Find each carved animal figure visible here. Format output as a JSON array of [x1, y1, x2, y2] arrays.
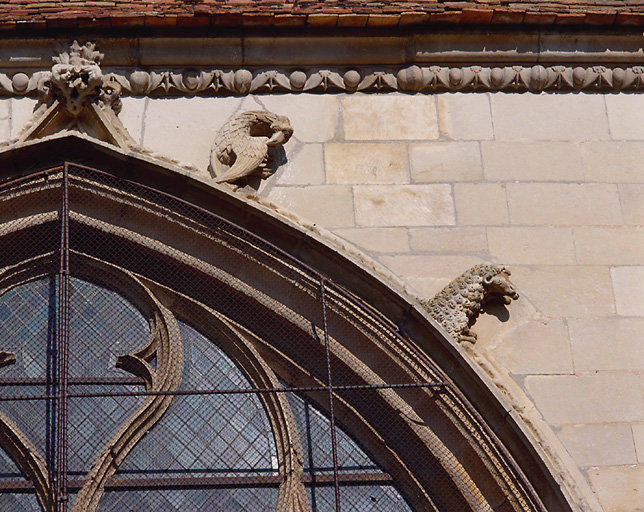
[[422, 264, 519, 343], [209, 110, 293, 184]]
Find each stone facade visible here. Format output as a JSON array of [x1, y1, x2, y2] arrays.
[[2, 88, 643, 512]]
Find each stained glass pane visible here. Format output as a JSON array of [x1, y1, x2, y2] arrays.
[[308, 486, 412, 512], [98, 488, 278, 512], [0, 493, 40, 512], [118, 322, 277, 478]]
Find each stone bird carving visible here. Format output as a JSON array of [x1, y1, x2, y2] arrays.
[[209, 110, 293, 184]]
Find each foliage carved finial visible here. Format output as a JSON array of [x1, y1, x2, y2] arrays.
[[422, 264, 519, 344]]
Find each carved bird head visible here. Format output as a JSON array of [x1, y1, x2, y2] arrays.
[[267, 115, 293, 146]]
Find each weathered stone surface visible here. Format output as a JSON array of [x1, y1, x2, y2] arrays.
[[325, 143, 408, 184], [354, 185, 455, 227], [506, 183, 622, 226], [580, 141, 644, 182], [488, 227, 575, 265], [481, 141, 584, 181], [342, 94, 438, 140], [333, 227, 410, 253], [569, 318, 644, 371], [512, 266, 614, 317], [118, 97, 147, 145], [409, 227, 487, 253], [266, 186, 354, 227], [379, 254, 481, 282], [9, 97, 37, 138], [525, 373, 644, 424], [611, 266, 644, 317], [143, 97, 242, 169], [587, 465, 644, 512], [620, 184, 644, 225], [490, 93, 609, 141], [454, 183, 508, 226], [436, 93, 493, 140], [557, 424, 637, 467], [492, 320, 573, 375], [0, 98, 9, 120], [634, 423, 644, 463], [260, 94, 338, 143], [409, 142, 482, 182], [274, 143, 325, 185], [606, 93, 644, 140], [574, 228, 644, 265]]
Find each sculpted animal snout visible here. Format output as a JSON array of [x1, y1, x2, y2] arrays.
[[484, 271, 519, 303]]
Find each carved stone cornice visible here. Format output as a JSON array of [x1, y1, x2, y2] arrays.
[[4, 64, 644, 96]]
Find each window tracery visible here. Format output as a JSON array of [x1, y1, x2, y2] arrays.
[[0, 160, 555, 512]]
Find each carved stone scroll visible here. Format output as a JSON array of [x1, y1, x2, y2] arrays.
[[422, 264, 519, 344]]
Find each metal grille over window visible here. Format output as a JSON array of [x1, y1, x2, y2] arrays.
[[0, 163, 547, 512]]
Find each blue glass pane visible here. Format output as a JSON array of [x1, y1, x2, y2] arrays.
[[287, 392, 377, 474], [307, 486, 412, 512], [0, 493, 41, 512], [98, 488, 278, 512], [118, 322, 277, 478]]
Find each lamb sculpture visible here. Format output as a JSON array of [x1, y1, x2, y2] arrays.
[[422, 264, 519, 343]]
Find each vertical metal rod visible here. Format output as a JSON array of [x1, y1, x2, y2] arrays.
[[320, 279, 341, 512], [55, 164, 70, 512]]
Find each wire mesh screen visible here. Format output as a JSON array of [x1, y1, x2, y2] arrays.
[[0, 163, 545, 512]]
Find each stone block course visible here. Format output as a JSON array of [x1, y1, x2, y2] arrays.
[[436, 93, 493, 140], [587, 466, 644, 512], [606, 93, 644, 140], [619, 184, 644, 225], [490, 93, 610, 141], [266, 185, 354, 228], [574, 228, 644, 265], [506, 183, 622, 226], [580, 141, 644, 182], [325, 143, 408, 184], [481, 141, 585, 181], [634, 423, 644, 463], [491, 320, 574, 375], [260, 94, 338, 143], [611, 266, 644, 317], [487, 227, 575, 264], [525, 373, 644, 425], [557, 423, 637, 467], [142, 96, 242, 169], [569, 318, 644, 371], [354, 184, 455, 227], [342, 94, 439, 140], [512, 266, 615, 317], [333, 227, 410, 253], [274, 143, 325, 185], [409, 227, 487, 253], [454, 183, 509, 225], [409, 142, 483, 182]]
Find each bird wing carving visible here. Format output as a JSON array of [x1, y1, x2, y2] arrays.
[[209, 111, 292, 185]]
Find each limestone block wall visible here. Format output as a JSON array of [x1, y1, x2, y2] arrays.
[[2, 92, 643, 512]]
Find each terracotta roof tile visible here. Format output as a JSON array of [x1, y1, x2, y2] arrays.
[[0, 0, 641, 29]]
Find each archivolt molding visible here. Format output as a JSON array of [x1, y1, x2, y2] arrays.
[[5, 64, 644, 96]]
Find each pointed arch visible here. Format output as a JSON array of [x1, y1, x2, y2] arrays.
[[0, 134, 579, 512]]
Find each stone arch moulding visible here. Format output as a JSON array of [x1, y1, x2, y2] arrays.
[[0, 133, 593, 512]]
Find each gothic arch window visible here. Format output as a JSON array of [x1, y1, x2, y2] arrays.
[[0, 146, 572, 512]]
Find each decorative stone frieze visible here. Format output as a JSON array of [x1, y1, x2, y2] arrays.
[[422, 264, 519, 343], [4, 64, 644, 97], [210, 110, 293, 184]]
